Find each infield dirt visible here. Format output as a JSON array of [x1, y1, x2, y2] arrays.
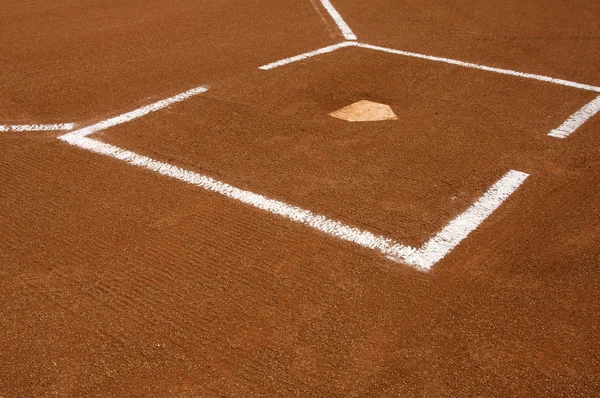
[[1, 0, 600, 396]]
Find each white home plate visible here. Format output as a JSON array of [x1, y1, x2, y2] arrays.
[[329, 100, 397, 122]]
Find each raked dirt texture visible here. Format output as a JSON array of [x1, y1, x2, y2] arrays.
[[1, 0, 600, 396]]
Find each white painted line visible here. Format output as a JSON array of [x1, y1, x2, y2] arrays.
[[259, 41, 356, 70], [549, 95, 600, 138], [58, 88, 528, 271], [319, 0, 357, 40], [0, 123, 75, 132], [59, 134, 417, 266], [357, 43, 600, 93], [62, 86, 208, 140], [400, 170, 529, 270]]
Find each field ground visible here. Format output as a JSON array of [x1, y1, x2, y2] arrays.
[[1, 0, 600, 396]]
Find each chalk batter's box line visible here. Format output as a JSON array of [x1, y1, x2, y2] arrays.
[[58, 86, 529, 271], [0, 123, 75, 132], [548, 95, 600, 139], [51, 13, 596, 269], [258, 41, 600, 139]]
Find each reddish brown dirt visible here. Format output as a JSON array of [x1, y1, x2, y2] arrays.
[[2, 1, 600, 397], [0, 0, 333, 122], [344, 0, 600, 87]]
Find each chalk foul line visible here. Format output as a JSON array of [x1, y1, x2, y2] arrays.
[[1, 123, 75, 132], [58, 87, 529, 271], [548, 95, 600, 138], [318, 0, 357, 41]]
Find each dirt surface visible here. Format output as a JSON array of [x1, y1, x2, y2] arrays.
[[2, 0, 600, 397], [344, 0, 600, 86], [0, 0, 333, 121]]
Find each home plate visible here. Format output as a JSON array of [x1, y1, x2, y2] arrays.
[[329, 100, 397, 122]]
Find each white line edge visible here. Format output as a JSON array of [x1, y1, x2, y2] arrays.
[[319, 0, 357, 40], [548, 95, 600, 138]]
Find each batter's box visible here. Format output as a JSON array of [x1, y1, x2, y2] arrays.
[[58, 43, 589, 270]]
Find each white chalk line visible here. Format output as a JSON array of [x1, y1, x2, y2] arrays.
[[400, 170, 529, 269], [356, 43, 600, 93], [548, 95, 600, 138], [0, 123, 75, 132], [259, 41, 356, 70], [318, 0, 357, 41], [62, 86, 208, 140], [58, 88, 529, 270], [59, 134, 419, 266]]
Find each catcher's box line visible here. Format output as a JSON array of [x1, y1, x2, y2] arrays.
[[58, 88, 528, 271]]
